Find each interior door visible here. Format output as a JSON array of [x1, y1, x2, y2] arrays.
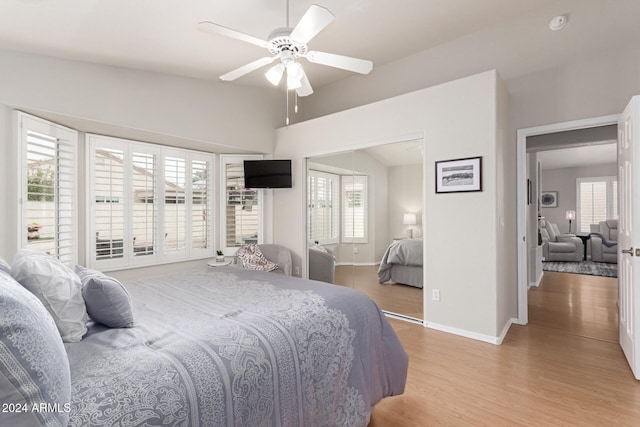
[[618, 95, 640, 379]]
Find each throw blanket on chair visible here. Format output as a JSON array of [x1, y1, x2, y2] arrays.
[[589, 232, 617, 247]]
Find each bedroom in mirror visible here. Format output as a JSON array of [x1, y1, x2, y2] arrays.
[[306, 138, 424, 321]]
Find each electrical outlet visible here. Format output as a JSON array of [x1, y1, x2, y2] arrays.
[[294, 266, 300, 276], [432, 289, 441, 301], [353, 246, 359, 254]]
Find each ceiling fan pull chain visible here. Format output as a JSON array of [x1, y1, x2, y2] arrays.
[[286, 89, 290, 126]]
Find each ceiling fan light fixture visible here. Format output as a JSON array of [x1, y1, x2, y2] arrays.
[[287, 73, 303, 90], [265, 63, 285, 85], [286, 61, 303, 79]]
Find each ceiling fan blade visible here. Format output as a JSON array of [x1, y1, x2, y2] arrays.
[[197, 21, 268, 48], [220, 56, 277, 81], [290, 5, 335, 44], [305, 51, 373, 74], [296, 73, 314, 97]]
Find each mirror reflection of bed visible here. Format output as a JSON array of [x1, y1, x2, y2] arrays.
[[306, 139, 424, 321]]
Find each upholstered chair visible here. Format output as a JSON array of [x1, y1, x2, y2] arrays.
[[539, 219, 584, 262], [591, 219, 618, 263], [308, 246, 336, 284]]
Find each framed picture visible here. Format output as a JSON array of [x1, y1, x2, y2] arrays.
[[540, 191, 558, 208], [435, 156, 482, 193]]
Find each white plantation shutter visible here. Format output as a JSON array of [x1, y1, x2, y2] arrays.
[[191, 159, 211, 252], [577, 176, 618, 232], [164, 155, 187, 256], [20, 113, 78, 266], [131, 152, 156, 256], [342, 175, 368, 243], [308, 170, 339, 244], [88, 134, 213, 269], [94, 147, 127, 261], [220, 155, 262, 254]]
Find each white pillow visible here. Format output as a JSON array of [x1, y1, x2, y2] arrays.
[[12, 250, 88, 342]]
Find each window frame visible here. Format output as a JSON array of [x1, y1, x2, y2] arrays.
[[576, 175, 618, 233], [219, 154, 264, 255], [18, 112, 79, 266], [87, 134, 215, 270], [341, 175, 368, 244], [307, 169, 340, 245]]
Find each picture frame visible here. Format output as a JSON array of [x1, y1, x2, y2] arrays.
[[435, 156, 482, 193], [540, 191, 558, 208]]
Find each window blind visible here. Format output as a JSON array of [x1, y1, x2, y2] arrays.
[[342, 175, 368, 243], [21, 113, 77, 266], [224, 162, 259, 248], [577, 176, 617, 233], [308, 170, 339, 244]]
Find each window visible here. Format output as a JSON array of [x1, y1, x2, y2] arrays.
[[220, 155, 262, 254], [308, 170, 339, 244], [342, 175, 368, 243], [577, 176, 618, 233], [88, 134, 214, 269], [19, 113, 78, 266]]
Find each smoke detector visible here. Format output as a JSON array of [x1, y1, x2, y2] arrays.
[[549, 15, 567, 31]]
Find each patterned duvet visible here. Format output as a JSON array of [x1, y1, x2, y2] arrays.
[[64, 266, 408, 427]]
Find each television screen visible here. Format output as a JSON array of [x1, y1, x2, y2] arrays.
[[243, 159, 292, 189]]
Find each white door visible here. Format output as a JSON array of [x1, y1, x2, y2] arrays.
[[618, 96, 640, 380]]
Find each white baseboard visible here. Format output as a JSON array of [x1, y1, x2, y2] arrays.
[[334, 262, 378, 267], [426, 317, 517, 345]]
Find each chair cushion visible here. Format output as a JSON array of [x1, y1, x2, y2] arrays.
[[549, 242, 577, 253]]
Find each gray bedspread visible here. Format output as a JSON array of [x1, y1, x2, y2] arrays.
[[378, 238, 423, 283], [65, 266, 407, 427]]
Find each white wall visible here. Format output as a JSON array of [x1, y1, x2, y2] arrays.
[[274, 70, 514, 341], [388, 164, 423, 240]]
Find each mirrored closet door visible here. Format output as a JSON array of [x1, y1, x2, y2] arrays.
[[306, 139, 424, 320]]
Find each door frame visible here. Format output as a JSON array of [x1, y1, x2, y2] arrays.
[[516, 114, 620, 324]]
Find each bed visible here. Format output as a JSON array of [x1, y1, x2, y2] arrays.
[[377, 238, 424, 288], [0, 251, 408, 427]]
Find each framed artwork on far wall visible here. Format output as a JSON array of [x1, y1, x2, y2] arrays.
[[435, 156, 482, 193], [540, 191, 558, 208]]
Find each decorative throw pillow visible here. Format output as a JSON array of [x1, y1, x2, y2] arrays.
[[75, 265, 135, 328], [0, 256, 10, 274], [0, 270, 71, 427], [235, 244, 279, 272], [11, 250, 88, 342]]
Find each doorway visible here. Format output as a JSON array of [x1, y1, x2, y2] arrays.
[[516, 114, 620, 324]]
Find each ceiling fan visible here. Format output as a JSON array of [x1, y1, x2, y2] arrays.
[[197, 2, 373, 97]]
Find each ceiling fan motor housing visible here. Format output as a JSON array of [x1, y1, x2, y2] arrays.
[[267, 27, 308, 57]]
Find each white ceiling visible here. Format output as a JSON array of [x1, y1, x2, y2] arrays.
[[2, 0, 639, 94], [537, 143, 617, 170]]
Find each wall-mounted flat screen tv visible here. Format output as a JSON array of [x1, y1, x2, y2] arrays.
[[243, 159, 292, 189]]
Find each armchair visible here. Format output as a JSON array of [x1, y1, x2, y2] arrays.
[[539, 219, 584, 262], [590, 219, 618, 263], [309, 246, 336, 284]]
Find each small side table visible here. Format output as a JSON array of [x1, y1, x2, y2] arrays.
[[207, 260, 231, 267], [576, 233, 590, 261]]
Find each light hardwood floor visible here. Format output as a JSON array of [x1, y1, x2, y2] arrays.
[[368, 271, 640, 426]]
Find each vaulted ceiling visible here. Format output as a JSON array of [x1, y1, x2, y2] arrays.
[[2, 0, 639, 98]]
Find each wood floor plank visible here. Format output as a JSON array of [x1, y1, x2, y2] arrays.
[[369, 271, 640, 426]]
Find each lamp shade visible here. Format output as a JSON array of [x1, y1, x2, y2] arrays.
[[403, 213, 417, 225], [566, 210, 576, 221]]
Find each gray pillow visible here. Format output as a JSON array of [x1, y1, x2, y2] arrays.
[[12, 250, 87, 343], [75, 265, 135, 328], [0, 256, 10, 274], [0, 270, 71, 427]]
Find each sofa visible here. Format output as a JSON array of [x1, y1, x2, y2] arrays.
[[590, 219, 618, 263], [539, 219, 584, 262]]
